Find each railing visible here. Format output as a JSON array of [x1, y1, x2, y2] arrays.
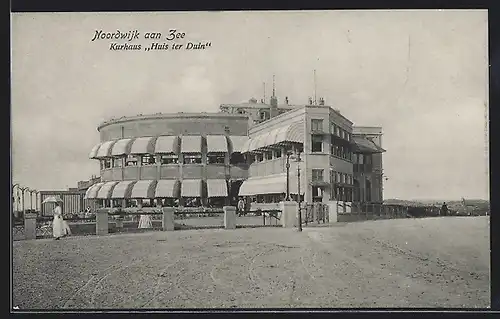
[[302, 204, 327, 225]]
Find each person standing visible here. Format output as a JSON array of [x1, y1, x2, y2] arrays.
[[237, 197, 245, 216], [441, 202, 449, 217], [52, 202, 64, 240]]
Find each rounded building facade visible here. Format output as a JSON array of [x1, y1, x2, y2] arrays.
[[85, 113, 250, 208]]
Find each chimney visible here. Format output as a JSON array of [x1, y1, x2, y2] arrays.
[[285, 96, 289, 105], [319, 97, 325, 106], [308, 97, 313, 105]]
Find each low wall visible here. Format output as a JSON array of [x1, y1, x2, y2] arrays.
[[62, 221, 164, 236], [337, 212, 408, 223]]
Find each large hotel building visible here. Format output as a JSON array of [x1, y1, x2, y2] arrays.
[[84, 92, 385, 210]]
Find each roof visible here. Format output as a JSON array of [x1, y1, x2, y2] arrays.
[[352, 137, 386, 153]]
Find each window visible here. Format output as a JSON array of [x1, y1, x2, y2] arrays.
[[100, 160, 105, 170], [275, 149, 282, 158], [265, 151, 273, 160], [312, 186, 322, 198], [346, 133, 351, 141], [141, 155, 156, 166], [207, 153, 225, 164], [336, 172, 341, 183], [366, 180, 372, 202], [125, 155, 138, 167], [113, 157, 124, 168], [183, 153, 202, 164], [256, 153, 264, 162], [312, 169, 324, 182], [335, 126, 341, 137], [330, 170, 335, 184], [365, 154, 373, 165], [103, 158, 112, 169], [311, 119, 323, 131], [259, 110, 269, 120], [160, 154, 179, 165], [311, 135, 323, 152], [330, 123, 336, 134], [142, 199, 153, 207]]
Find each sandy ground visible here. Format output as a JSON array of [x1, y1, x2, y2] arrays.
[[12, 216, 490, 309]]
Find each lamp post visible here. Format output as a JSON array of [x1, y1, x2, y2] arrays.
[[285, 152, 291, 201], [19, 186, 27, 215], [296, 153, 302, 232]]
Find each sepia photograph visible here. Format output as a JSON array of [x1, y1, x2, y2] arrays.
[[11, 9, 490, 310]]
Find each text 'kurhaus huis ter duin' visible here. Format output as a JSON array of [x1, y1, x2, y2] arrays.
[[90, 29, 212, 51]]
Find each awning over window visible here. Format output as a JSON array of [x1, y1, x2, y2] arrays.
[[95, 140, 117, 158], [84, 182, 104, 199], [155, 136, 178, 154], [130, 136, 156, 154], [206, 135, 228, 153], [130, 180, 157, 198], [245, 120, 304, 152], [229, 135, 250, 153], [207, 179, 228, 197], [96, 181, 119, 199], [110, 181, 136, 199], [89, 144, 101, 159], [352, 137, 385, 153], [155, 179, 179, 198], [181, 136, 202, 153], [181, 179, 201, 197], [111, 139, 133, 156], [239, 174, 297, 196]]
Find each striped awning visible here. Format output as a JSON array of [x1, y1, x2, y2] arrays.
[[181, 179, 201, 197], [84, 182, 104, 199], [95, 140, 116, 158], [89, 144, 101, 159], [206, 135, 228, 153], [96, 181, 119, 199], [155, 179, 179, 198], [245, 120, 304, 152], [229, 135, 250, 153], [181, 136, 201, 153], [239, 174, 297, 196], [111, 138, 133, 156], [130, 136, 156, 154], [110, 181, 136, 199], [155, 136, 178, 154], [130, 180, 157, 198], [207, 179, 228, 197]]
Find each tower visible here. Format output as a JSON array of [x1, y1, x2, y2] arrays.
[[270, 75, 279, 118]]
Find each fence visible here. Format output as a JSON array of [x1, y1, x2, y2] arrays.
[[13, 205, 284, 240], [302, 203, 328, 225]]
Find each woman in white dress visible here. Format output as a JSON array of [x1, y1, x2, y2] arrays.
[[52, 202, 64, 240], [52, 202, 71, 240]]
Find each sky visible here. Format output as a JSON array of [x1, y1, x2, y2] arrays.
[[11, 10, 489, 200]]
